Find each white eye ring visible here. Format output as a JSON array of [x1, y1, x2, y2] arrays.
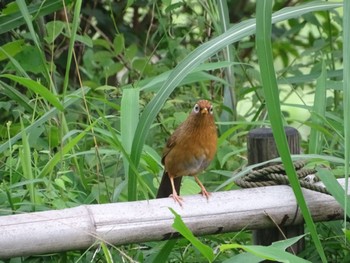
[[193, 104, 200, 113], [209, 105, 213, 114]]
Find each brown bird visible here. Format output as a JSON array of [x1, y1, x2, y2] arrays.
[[156, 100, 217, 206]]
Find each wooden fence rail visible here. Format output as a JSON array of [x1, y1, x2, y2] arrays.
[[0, 180, 346, 259]]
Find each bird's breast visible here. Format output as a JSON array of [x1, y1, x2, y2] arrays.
[[164, 126, 217, 177]]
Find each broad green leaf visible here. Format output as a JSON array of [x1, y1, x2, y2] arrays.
[[221, 244, 310, 263], [0, 45, 29, 77], [44, 21, 66, 44], [121, 88, 140, 201], [169, 208, 215, 262], [0, 40, 25, 61], [271, 235, 306, 250], [223, 252, 261, 263], [113, 34, 125, 56]]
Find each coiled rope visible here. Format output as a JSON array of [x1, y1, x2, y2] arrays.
[[235, 161, 329, 195]]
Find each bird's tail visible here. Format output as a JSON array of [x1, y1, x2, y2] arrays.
[[156, 171, 182, 198]]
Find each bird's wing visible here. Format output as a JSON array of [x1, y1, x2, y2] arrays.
[[161, 120, 187, 165], [161, 134, 177, 165]]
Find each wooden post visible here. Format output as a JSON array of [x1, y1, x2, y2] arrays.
[[248, 127, 304, 254]]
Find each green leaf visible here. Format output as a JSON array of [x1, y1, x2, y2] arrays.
[[169, 208, 214, 262], [270, 235, 305, 250], [0, 40, 25, 61], [100, 242, 113, 263], [1, 74, 64, 111], [44, 21, 65, 44], [11, 45, 46, 75], [125, 44, 138, 61], [54, 178, 66, 191], [113, 34, 125, 56], [62, 0, 82, 96]]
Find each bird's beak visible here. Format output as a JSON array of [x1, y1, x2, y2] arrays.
[[201, 108, 208, 114]]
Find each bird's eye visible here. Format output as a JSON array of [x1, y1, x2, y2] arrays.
[[209, 105, 213, 114], [193, 104, 200, 113]]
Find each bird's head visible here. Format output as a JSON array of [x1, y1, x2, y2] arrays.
[[192, 100, 214, 116]]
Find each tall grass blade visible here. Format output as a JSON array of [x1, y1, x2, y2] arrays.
[[62, 0, 82, 96], [121, 88, 140, 201], [343, 0, 350, 226], [100, 242, 113, 263], [217, 0, 236, 130], [20, 119, 36, 211], [16, 0, 42, 51], [16, 0, 52, 86], [255, 1, 326, 262], [317, 168, 350, 217], [138, 61, 235, 92], [309, 61, 326, 154]]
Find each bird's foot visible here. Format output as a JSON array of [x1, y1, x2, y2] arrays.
[[194, 176, 211, 201], [170, 193, 183, 206], [200, 188, 211, 200]]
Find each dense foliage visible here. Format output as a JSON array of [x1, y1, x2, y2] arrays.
[[0, 0, 348, 262]]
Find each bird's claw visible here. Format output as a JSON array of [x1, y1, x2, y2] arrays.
[[201, 189, 211, 200], [170, 193, 183, 206]]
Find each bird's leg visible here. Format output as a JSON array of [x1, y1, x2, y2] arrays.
[[169, 176, 183, 206], [194, 176, 211, 199]]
